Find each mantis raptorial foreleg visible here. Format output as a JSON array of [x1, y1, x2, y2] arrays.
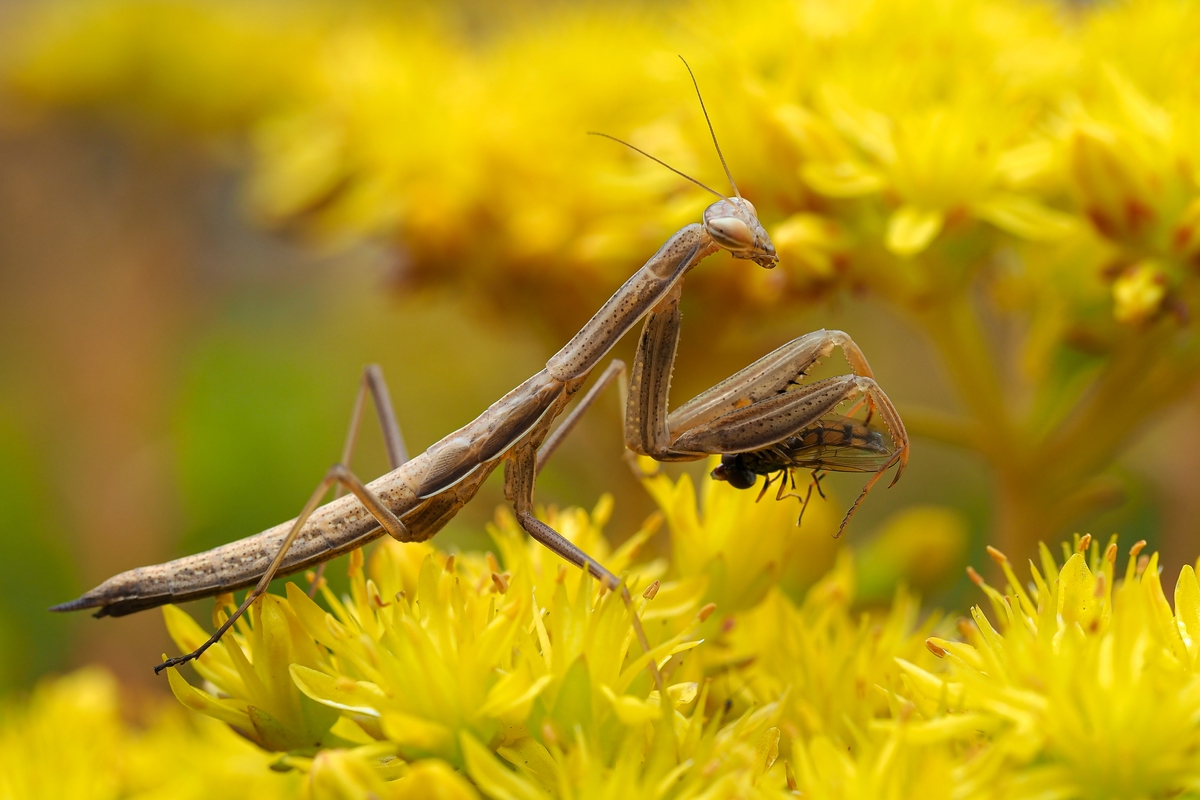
[[626, 309, 909, 534]]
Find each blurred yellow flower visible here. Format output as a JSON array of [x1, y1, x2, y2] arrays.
[[0, 668, 300, 800], [1112, 259, 1168, 325]]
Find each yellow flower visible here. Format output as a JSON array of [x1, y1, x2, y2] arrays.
[[639, 456, 841, 615], [902, 537, 1200, 799], [0, 668, 300, 800], [1112, 260, 1168, 325], [164, 593, 342, 752], [164, 498, 702, 771], [721, 552, 942, 744]]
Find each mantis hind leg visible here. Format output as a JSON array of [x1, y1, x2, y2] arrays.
[[155, 462, 411, 674], [157, 365, 415, 673], [308, 364, 410, 596]]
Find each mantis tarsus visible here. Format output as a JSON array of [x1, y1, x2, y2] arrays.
[[51, 62, 909, 686]]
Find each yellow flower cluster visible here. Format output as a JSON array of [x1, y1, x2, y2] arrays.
[[152, 473, 943, 798], [903, 536, 1200, 799], [7, 469, 1200, 797], [0, 668, 300, 800], [11, 0, 1200, 323]]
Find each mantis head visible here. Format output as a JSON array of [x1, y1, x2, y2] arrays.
[[591, 57, 778, 270], [704, 197, 777, 269]]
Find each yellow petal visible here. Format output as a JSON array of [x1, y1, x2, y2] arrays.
[[478, 673, 552, 719], [752, 727, 780, 785], [600, 685, 661, 725], [801, 161, 885, 198], [1141, 553, 1190, 664], [291, 665, 385, 716], [1057, 553, 1096, 629], [974, 193, 1078, 241], [308, 748, 393, 800], [496, 738, 560, 796], [247, 705, 297, 752], [1175, 565, 1200, 649], [885, 205, 943, 257], [460, 732, 545, 800], [394, 759, 482, 800], [165, 664, 253, 732], [381, 711, 455, 756]]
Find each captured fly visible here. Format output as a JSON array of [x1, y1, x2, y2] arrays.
[[710, 417, 894, 526]]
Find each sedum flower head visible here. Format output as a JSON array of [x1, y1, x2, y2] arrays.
[[154, 482, 952, 797], [901, 536, 1200, 799], [164, 499, 708, 773]]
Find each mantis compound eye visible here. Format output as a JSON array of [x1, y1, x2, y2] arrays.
[[707, 216, 755, 251]]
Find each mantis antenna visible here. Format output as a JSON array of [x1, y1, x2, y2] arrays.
[[677, 55, 742, 200], [586, 131, 728, 201], [588, 56, 743, 202]]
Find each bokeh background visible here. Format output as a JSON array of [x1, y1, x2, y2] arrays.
[[3, 0, 1200, 697]]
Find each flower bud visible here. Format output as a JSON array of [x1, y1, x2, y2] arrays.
[[1112, 260, 1167, 325]]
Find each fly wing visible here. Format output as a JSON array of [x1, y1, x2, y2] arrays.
[[784, 446, 896, 473], [779, 416, 895, 473]]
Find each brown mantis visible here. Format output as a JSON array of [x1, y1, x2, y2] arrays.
[[51, 62, 909, 683]]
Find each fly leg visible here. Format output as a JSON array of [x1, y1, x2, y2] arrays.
[[792, 470, 828, 527], [308, 365, 409, 596]]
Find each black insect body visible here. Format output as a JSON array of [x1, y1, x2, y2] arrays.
[[710, 418, 894, 524]]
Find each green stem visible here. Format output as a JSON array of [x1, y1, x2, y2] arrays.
[[900, 407, 981, 451], [915, 294, 1017, 467]]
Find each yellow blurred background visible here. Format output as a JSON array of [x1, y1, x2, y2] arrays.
[[2, 0, 1199, 695]]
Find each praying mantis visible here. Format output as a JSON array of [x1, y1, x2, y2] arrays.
[[51, 62, 909, 683]]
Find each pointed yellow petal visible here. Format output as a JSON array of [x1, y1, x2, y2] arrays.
[[974, 193, 1077, 241], [165, 664, 253, 732], [461, 732, 545, 800], [1175, 565, 1200, 647], [752, 727, 781, 785], [885, 206, 943, 257], [1141, 553, 1190, 663], [600, 685, 660, 725], [479, 673, 552, 719], [1057, 553, 1097, 628], [291, 665, 385, 716], [394, 759, 481, 800]]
